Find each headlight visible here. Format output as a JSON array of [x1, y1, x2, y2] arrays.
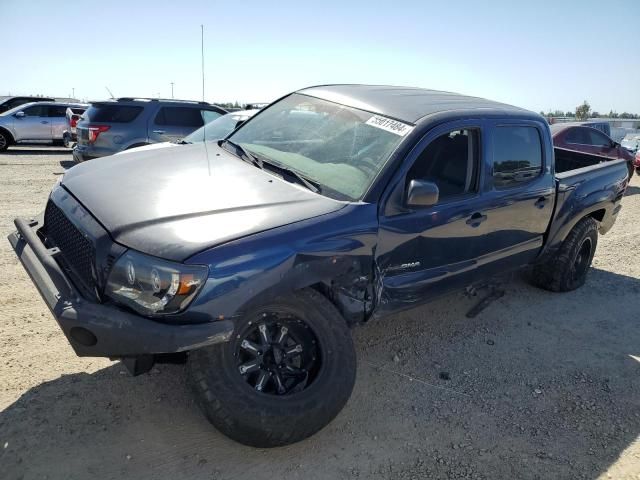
[[105, 250, 208, 316]]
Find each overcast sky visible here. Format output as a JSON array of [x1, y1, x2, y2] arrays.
[[2, 0, 639, 114]]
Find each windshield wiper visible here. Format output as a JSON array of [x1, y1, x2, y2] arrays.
[[219, 140, 319, 193], [220, 139, 262, 169], [262, 161, 321, 193]]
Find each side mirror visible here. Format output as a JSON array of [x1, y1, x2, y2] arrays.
[[406, 179, 439, 207], [14, 111, 25, 118]]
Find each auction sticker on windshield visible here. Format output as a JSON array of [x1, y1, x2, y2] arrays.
[[365, 115, 413, 136]]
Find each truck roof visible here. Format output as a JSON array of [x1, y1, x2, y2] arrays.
[[298, 84, 530, 124]]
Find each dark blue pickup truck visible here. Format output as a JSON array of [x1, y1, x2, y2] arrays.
[[9, 85, 629, 447]]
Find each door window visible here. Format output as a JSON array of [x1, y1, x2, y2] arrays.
[[493, 126, 542, 188], [586, 129, 611, 147], [406, 129, 479, 201], [48, 106, 67, 117], [565, 127, 590, 145], [154, 107, 204, 127], [21, 105, 48, 117]]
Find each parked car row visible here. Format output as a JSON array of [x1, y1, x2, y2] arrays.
[[0, 96, 253, 155]]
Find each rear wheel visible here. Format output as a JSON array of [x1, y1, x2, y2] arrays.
[[188, 288, 357, 447], [531, 216, 598, 292], [63, 132, 72, 149]]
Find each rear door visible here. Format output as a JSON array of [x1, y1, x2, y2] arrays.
[[150, 106, 205, 142], [14, 104, 51, 140], [472, 121, 555, 276], [47, 105, 68, 140]]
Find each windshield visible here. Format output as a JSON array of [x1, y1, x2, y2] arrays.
[[227, 93, 410, 201], [185, 112, 252, 143]]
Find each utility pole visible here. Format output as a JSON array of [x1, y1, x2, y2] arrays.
[[201, 24, 205, 101], [72, 87, 75, 99], [170, 82, 174, 99]]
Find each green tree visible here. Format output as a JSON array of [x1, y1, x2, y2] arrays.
[[575, 100, 591, 121]]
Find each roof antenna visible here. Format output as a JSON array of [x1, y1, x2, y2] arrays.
[[105, 86, 115, 99], [200, 25, 211, 176]]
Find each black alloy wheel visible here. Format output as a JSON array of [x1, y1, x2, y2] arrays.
[[235, 313, 320, 395]]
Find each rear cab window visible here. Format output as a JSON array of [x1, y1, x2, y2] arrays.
[[492, 126, 543, 188], [85, 105, 144, 123]]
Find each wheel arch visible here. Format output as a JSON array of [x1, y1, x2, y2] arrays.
[[0, 126, 15, 144]]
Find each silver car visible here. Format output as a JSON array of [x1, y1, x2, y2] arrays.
[[0, 101, 87, 151], [118, 109, 260, 155], [73, 97, 226, 161]]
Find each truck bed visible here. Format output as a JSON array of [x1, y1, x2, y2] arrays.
[[546, 148, 628, 252], [555, 146, 623, 175]]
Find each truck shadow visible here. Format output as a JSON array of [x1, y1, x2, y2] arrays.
[[0, 268, 638, 479], [58, 160, 76, 169], [624, 185, 640, 197]]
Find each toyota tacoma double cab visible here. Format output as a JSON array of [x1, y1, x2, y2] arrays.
[[9, 85, 629, 447]]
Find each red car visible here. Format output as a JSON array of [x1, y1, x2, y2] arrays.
[[551, 123, 635, 178]]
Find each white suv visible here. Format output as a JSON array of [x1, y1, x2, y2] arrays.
[[0, 101, 87, 151]]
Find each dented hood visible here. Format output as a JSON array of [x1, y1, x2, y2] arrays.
[[62, 143, 345, 261]]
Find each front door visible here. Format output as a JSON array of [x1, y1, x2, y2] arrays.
[[15, 104, 51, 141], [375, 121, 486, 316]]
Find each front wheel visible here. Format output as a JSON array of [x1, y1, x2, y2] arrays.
[[0, 130, 10, 151], [531, 216, 598, 292], [188, 288, 357, 447]]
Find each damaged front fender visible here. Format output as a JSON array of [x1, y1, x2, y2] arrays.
[[185, 203, 379, 325]]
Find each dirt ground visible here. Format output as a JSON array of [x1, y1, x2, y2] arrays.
[[0, 145, 638, 480]]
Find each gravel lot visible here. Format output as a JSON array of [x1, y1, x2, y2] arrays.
[[0, 145, 639, 480]]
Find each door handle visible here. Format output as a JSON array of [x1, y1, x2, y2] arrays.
[[466, 212, 487, 227], [40, 121, 49, 124], [153, 130, 166, 134], [534, 197, 547, 209]]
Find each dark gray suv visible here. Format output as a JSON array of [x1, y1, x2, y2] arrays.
[[73, 98, 226, 161]]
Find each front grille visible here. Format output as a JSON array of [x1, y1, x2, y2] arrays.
[[44, 201, 97, 296]]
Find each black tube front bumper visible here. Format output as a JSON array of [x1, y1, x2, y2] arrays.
[[8, 216, 234, 358]]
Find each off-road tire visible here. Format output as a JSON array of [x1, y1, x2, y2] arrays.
[[0, 130, 11, 151], [531, 216, 598, 292], [188, 288, 356, 447]]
